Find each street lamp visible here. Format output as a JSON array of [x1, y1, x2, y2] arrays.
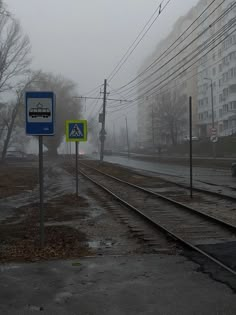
[[204, 77, 214, 129]]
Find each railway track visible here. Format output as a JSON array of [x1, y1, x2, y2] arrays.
[[143, 169, 236, 201], [100, 156, 235, 198], [78, 161, 236, 277], [83, 160, 236, 226]]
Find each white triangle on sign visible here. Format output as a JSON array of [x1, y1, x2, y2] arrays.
[[70, 124, 83, 137]]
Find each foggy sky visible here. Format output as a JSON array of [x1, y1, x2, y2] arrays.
[[6, 0, 199, 137]]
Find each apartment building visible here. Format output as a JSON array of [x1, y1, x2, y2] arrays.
[[197, 1, 236, 137], [137, 4, 200, 149], [137, 0, 236, 149]]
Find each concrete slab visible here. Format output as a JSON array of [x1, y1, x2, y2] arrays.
[[1, 254, 236, 315]]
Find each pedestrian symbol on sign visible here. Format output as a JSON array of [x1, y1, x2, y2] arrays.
[[70, 124, 83, 137], [65, 120, 87, 142]]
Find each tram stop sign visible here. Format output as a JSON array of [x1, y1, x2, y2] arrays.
[[65, 120, 87, 142], [25, 91, 55, 135]]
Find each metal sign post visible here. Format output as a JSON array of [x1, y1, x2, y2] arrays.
[[65, 120, 87, 197], [39, 136, 44, 247], [25, 91, 55, 248], [189, 96, 193, 199], [75, 141, 79, 197]]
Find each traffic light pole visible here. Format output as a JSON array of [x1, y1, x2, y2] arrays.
[[100, 79, 107, 162]]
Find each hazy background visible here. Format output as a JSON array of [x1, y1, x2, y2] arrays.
[[6, 0, 199, 151]]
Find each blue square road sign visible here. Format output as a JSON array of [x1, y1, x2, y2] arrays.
[[25, 91, 55, 135]]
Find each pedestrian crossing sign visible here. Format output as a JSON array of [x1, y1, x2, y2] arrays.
[[65, 120, 87, 142]]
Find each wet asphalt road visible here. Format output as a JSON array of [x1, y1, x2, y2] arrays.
[[2, 255, 236, 315], [102, 155, 236, 190]]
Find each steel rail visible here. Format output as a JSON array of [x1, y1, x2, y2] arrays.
[[90, 157, 236, 201], [80, 162, 236, 231], [78, 166, 236, 276], [140, 169, 236, 202]]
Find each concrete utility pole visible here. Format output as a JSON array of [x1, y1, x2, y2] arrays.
[[100, 79, 107, 162], [113, 123, 116, 151], [125, 116, 130, 159], [204, 77, 214, 128], [151, 104, 155, 152], [204, 77, 216, 157]]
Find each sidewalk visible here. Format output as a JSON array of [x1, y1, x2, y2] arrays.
[[1, 254, 236, 315]]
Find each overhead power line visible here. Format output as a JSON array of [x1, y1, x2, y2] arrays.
[[107, 0, 172, 82], [113, 4, 236, 101], [113, 0, 233, 97], [83, 84, 102, 97], [112, 0, 220, 93], [125, 20, 236, 100], [135, 19, 236, 100], [107, 23, 236, 115]]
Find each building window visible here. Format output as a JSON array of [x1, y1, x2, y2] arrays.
[[223, 104, 229, 112], [229, 101, 236, 109], [213, 67, 216, 76], [223, 88, 229, 98], [229, 84, 236, 93]]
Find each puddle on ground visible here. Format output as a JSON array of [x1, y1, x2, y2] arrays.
[[89, 207, 103, 218], [87, 240, 114, 249], [0, 265, 20, 271]]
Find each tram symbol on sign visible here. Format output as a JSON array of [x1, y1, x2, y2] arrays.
[[70, 124, 83, 137], [29, 103, 51, 118]]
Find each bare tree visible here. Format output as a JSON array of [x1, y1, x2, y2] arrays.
[[155, 91, 187, 146], [0, 12, 31, 93], [0, 72, 41, 161]]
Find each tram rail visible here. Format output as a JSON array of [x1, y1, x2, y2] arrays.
[[78, 161, 236, 277]]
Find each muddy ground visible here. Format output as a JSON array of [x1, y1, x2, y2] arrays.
[[0, 163, 38, 198], [0, 161, 169, 262], [2, 160, 236, 314]]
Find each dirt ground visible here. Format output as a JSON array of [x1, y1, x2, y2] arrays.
[[0, 194, 91, 262], [0, 161, 164, 263], [0, 163, 38, 198]]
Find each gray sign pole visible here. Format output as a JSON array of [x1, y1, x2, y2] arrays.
[[39, 135, 44, 247], [189, 97, 193, 199], [75, 141, 79, 197]]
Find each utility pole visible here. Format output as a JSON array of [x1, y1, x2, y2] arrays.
[[204, 77, 214, 128], [100, 79, 107, 162], [204, 77, 215, 157], [211, 81, 214, 128], [151, 104, 155, 152], [113, 123, 116, 151], [125, 116, 130, 159], [189, 96, 193, 199]]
